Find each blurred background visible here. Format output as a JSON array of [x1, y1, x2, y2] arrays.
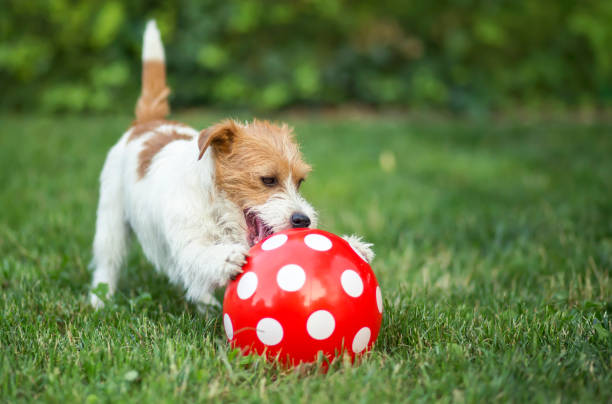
[[2, 0, 612, 115]]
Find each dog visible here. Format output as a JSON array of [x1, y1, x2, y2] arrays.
[[89, 20, 374, 311]]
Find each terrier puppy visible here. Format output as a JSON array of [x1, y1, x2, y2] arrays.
[[90, 21, 374, 310]]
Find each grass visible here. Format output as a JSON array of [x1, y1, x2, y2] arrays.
[[0, 111, 610, 403]]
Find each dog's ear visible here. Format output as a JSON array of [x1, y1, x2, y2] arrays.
[[198, 120, 240, 160]]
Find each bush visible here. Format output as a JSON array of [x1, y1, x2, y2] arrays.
[[1, 0, 611, 112]]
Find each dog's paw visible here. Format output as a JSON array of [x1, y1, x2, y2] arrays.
[[89, 293, 105, 309], [89, 282, 113, 310], [195, 293, 222, 315], [220, 244, 249, 281], [342, 235, 375, 263]]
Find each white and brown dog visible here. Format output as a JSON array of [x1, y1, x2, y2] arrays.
[[90, 21, 374, 310]]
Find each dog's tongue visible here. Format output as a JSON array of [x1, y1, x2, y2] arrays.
[[255, 217, 267, 244], [245, 211, 273, 247]]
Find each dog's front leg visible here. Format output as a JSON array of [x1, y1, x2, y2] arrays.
[[167, 234, 248, 309]]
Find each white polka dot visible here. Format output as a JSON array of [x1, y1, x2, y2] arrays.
[[276, 264, 306, 292], [237, 272, 257, 300], [261, 234, 288, 251], [352, 327, 371, 353], [306, 310, 335, 340], [350, 244, 368, 263], [376, 286, 383, 313], [304, 234, 332, 251], [223, 313, 233, 340], [256, 318, 283, 346], [341, 270, 364, 297]]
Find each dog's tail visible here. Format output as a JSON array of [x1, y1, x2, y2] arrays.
[[134, 20, 170, 124]]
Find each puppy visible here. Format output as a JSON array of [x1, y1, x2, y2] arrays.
[[90, 21, 374, 310]]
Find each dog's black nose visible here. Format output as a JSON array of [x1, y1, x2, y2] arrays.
[[291, 212, 311, 228]]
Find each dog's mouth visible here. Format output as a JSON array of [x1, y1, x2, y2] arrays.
[[245, 210, 274, 247]]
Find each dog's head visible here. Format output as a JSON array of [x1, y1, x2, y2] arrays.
[[198, 119, 317, 246]]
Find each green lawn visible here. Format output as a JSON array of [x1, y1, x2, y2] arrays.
[[1, 112, 610, 402]]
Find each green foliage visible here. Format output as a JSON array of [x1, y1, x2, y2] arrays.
[[0, 112, 610, 401], [1, 0, 612, 111]]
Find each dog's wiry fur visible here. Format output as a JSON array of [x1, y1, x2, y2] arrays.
[[90, 20, 374, 310]]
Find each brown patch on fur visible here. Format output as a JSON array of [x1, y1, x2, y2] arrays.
[[138, 131, 191, 179], [128, 120, 188, 142], [198, 119, 311, 208], [134, 61, 170, 124]]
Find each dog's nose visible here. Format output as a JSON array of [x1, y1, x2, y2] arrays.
[[290, 212, 311, 228]]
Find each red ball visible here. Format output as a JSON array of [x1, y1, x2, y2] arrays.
[[222, 228, 383, 366]]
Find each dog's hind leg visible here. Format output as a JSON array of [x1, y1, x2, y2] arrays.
[[90, 146, 129, 308]]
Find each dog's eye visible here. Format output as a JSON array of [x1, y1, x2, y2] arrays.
[[261, 176, 278, 187]]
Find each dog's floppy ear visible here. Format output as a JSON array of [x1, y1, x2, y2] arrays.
[[198, 120, 240, 160]]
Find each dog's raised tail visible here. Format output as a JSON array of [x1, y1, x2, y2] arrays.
[[134, 20, 170, 123]]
